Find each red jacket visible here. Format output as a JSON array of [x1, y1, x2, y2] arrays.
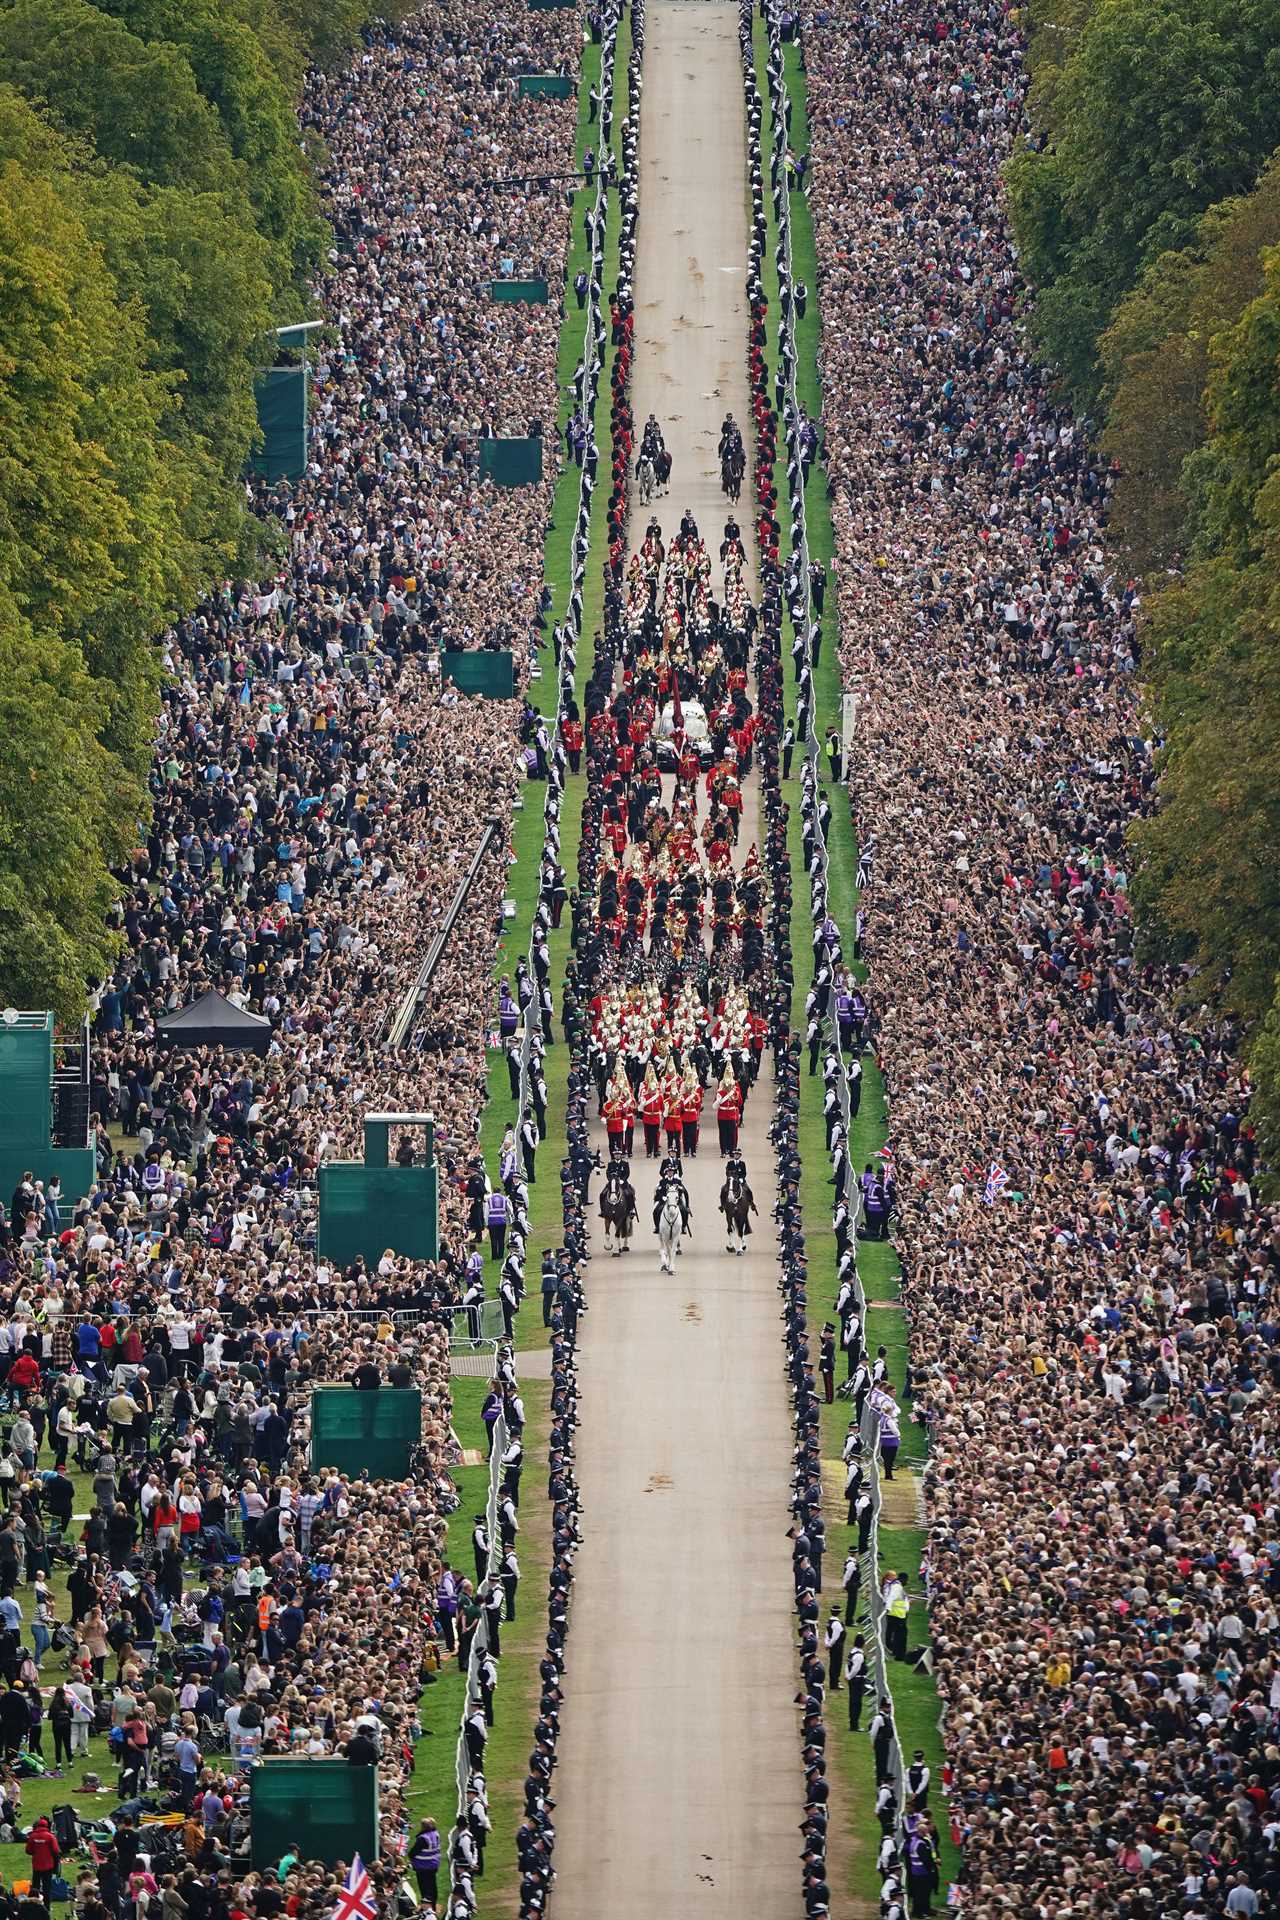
[[7, 1354, 39, 1390], [26, 1825, 59, 1873]]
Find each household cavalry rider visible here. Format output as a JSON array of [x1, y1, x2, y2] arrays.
[[652, 1152, 692, 1233]]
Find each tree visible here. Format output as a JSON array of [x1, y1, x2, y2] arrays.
[[1011, 2, 1280, 1155], [1246, 976, 1280, 1171], [1182, 254, 1280, 567], [1021, 0, 1102, 140], [1125, 227, 1280, 1161], [1132, 556, 1280, 1031], [1010, 0, 1280, 404], [0, 0, 354, 1021], [1098, 161, 1280, 570], [1004, 146, 1075, 290], [1055, 0, 1280, 270], [0, 0, 241, 197], [0, 76, 275, 575], [0, 99, 250, 780], [228, 0, 360, 85], [0, 594, 133, 1019], [1096, 249, 1204, 570], [0, 141, 174, 650], [87, 167, 276, 485], [99, 0, 326, 290]]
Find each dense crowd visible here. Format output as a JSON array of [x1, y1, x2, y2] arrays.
[[0, 1, 601, 1917], [797, 0, 1280, 1915], [18, 0, 1280, 1908], [0, 1284, 530, 1918], [82, 0, 595, 1294]]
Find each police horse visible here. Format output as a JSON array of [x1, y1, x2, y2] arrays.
[[600, 1164, 638, 1255], [718, 1170, 757, 1255]]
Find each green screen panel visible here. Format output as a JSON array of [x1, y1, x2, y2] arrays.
[[0, 1024, 53, 1151], [0, 1019, 96, 1208], [251, 1760, 378, 1869], [311, 1388, 422, 1481], [518, 74, 574, 98], [479, 436, 543, 486], [441, 651, 515, 698], [317, 1163, 437, 1266], [252, 367, 308, 482], [0, 1148, 96, 1214], [490, 277, 550, 303]]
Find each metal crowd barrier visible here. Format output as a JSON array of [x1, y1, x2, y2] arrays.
[[386, 819, 505, 1049]]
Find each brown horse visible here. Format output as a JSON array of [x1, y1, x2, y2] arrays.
[[719, 1172, 756, 1254], [599, 1168, 638, 1255]]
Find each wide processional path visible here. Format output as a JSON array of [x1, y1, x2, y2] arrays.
[[548, 3, 804, 1913]]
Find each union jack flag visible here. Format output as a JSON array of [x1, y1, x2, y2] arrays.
[[982, 1161, 1008, 1205], [333, 1857, 377, 1920]]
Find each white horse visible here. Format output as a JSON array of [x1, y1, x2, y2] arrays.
[[636, 452, 656, 505], [657, 1190, 686, 1274]]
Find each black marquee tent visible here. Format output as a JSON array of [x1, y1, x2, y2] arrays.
[[155, 990, 272, 1054]]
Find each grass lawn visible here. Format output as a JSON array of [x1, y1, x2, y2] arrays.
[[753, 23, 957, 1905], [0, 1584, 115, 1890]]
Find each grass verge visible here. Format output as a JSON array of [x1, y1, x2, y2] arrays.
[[405, 1377, 552, 1918], [476, 9, 633, 1353], [448, 20, 632, 1908], [755, 23, 957, 1906]]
